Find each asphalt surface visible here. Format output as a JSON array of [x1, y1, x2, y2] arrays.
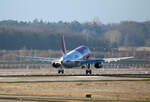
[[0, 67, 150, 76], [0, 94, 150, 102], [0, 68, 150, 102]]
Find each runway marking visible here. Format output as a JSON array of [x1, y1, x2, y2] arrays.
[[70, 76, 101, 78]]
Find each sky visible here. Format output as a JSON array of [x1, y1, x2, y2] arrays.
[[0, 0, 150, 24]]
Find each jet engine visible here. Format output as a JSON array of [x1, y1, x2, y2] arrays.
[[94, 62, 103, 68], [52, 62, 61, 68]]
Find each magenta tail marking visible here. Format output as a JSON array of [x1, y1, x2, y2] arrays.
[[61, 35, 66, 54]]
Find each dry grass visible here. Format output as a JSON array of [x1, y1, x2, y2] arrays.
[[0, 80, 150, 101]]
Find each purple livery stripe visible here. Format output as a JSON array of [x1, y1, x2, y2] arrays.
[[75, 45, 88, 54]]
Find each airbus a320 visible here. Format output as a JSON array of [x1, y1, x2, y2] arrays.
[[13, 35, 133, 75]]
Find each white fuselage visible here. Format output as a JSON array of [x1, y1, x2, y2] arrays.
[[60, 45, 90, 68]]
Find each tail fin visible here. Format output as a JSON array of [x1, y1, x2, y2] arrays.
[[61, 35, 66, 55]]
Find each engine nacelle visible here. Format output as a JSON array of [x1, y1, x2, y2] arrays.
[[52, 62, 61, 68], [94, 62, 103, 68]]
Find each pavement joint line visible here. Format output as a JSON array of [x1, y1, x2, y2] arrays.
[[0, 94, 150, 102], [0, 79, 150, 83]]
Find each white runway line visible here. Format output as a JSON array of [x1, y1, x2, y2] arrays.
[[68, 76, 105, 79], [71, 76, 100, 78]]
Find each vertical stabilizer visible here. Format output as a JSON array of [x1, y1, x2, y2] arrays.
[[61, 35, 66, 55]]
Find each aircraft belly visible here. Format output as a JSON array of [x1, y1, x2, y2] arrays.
[[62, 61, 81, 68]]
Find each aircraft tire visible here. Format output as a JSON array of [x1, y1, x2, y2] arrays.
[[89, 70, 92, 75], [81, 66, 86, 69], [62, 69, 64, 74], [58, 69, 64, 74], [58, 70, 61, 74], [86, 69, 92, 75]]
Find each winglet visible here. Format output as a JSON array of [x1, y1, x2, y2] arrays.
[[61, 35, 66, 55]]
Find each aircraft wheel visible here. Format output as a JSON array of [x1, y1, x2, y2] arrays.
[[81, 66, 86, 69], [58, 70, 61, 74], [62, 69, 64, 74], [58, 69, 64, 74], [89, 70, 92, 75], [86, 69, 92, 75]]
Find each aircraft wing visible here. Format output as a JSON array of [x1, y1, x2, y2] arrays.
[[72, 56, 134, 65], [103, 56, 134, 63], [12, 54, 59, 62]]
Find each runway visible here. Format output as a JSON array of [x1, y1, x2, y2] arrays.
[[0, 76, 150, 102], [0, 67, 150, 76], [0, 94, 131, 102], [0, 68, 150, 102], [0, 74, 150, 83]]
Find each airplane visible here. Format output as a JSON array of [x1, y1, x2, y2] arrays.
[[13, 35, 133, 75]]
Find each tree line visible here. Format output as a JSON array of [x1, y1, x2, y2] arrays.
[[0, 19, 150, 51]]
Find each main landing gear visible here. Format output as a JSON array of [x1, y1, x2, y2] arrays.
[[86, 64, 92, 75], [58, 68, 64, 74], [58, 66, 64, 74], [57, 64, 92, 75]]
